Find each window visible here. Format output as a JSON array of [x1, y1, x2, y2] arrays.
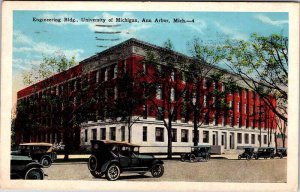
[[92, 129, 97, 140], [244, 134, 249, 144], [143, 63, 147, 74], [203, 95, 207, 107], [237, 133, 242, 144], [171, 70, 175, 81], [156, 85, 163, 100], [264, 135, 267, 144], [170, 88, 175, 101], [229, 100, 233, 108], [104, 68, 108, 81], [155, 128, 164, 142], [114, 86, 118, 100], [96, 71, 100, 83], [251, 134, 255, 144], [171, 129, 177, 142], [143, 126, 147, 141], [124, 60, 127, 73], [121, 126, 125, 141], [110, 127, 116, 140], [100, 128, 106, 140], [143, 104, 148, 119], [84, 129, 88, 142], [157, 107, 164, 120], [203, 78, 207, 88], [181, 129, 188, 142], [114, 65, 118, 78], [203, 131, 209, 143]]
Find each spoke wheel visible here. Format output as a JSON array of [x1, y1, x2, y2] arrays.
[[105, 164, 120, 181], [25, 168, 44, 180], [180, 154, 186, 162], [238, 155, 242, 160], [151, 164, 164, 178], [90, 170, 104, 178], [41, 157, 51, 168]]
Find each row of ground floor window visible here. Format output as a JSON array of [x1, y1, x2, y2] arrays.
[[81, 122, 274, 153]]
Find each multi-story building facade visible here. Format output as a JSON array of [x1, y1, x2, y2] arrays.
[[16, 38, 276, 154]]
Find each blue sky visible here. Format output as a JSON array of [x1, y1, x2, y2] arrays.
[[13, 11, 288, 93]]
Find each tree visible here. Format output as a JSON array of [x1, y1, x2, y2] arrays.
[[221, 33, 288, 146], [182, 38, 237, 146], [140, 40, 188, 159], [16, 52, 87, 161]]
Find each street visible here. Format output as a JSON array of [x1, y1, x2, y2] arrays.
[[44, 158, 287, 182]]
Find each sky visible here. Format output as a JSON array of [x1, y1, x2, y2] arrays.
[[12, 11, 289, 106]]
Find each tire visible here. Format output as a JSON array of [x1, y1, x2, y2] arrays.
[[255, 156, 258, 160], [180, 154, 186, 162], [270, 155, 274, 159], [88, 155, 98, 171], [90, 170, 104, 178], [279, 154, 283, 159], [151, 164, 164, 178], [238, 155, 242, 160], [206, 154, 211, 161], [189, 154, 196, 162], [24, 168, 44, 180], [246, 155, 251, 160], [41, 157, 52, 168], [105, 164, 120, 181]]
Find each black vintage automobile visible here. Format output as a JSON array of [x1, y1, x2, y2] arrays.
[[180, 145, 211, 162], [12, 143, 57, 167], [253, 147, 275, 159], [237, 146, 255, 160], [87, 140, 164, 181], [11, 155, 45, 180], [274, 147, 287, 158]]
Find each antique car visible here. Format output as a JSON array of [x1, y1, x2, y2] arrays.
[[180, 145, 211, 162], [253, 147, 275, 159], [274, 147, 287, 158], [12, 143, 57, 167], [11, 155, 45, 180], [87, 140, 164, 181], [237, 146, 255, 160]]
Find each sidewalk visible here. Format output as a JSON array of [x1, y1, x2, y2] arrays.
[[57, 154, 238, 160]]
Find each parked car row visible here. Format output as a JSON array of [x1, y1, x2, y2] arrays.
[[238, 146, 287, 160], [11, 143, 57, 180]]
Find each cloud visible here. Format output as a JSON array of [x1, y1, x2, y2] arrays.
[[214, 22, 248, 40], [185, 20, 207, 34], [13, 30, 33, 44], [13, 58, 42, 71], [255, 14, 288, 26]]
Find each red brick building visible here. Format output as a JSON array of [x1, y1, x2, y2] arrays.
[[16, 38, 277, 153]]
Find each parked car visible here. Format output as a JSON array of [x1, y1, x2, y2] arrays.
[[274, 147, 287, 158], [253, 147, 275, 159], [12, 143, 57, 167], [180, 145, 211, 162], [87, 140, 164, 181], [11, 155, 44, 180], [237, 146, 255, 160]]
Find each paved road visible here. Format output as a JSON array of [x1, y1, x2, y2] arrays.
[[44, 158, 286, 182]]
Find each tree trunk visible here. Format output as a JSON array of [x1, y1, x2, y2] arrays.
[[167, 120, 172, 159], [259, 128, 262, 147], [282, 133, 285, 148], [63, 130, 70, 161], [274, 132, 278, 152], [128, 118, 131, 143], [193, 111, 199, 146]]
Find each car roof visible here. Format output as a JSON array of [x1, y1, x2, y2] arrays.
[[19, 142, 53, 147], [91, 140, 140, 147], [192, 145, 211, 148], [277, 147, 287, 150], [258, 147, 275, 149], [237, 146, 255, 149]]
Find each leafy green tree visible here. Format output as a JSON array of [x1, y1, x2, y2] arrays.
[[221, 33, 288, 146]]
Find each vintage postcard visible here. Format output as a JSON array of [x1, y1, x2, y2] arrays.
[[1, 1, 299, 191]]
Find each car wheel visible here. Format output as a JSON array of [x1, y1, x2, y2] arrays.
[[90, 170, 104, 178], [151, 164, 164, 178], [270, 155, 274, 159], [105, 164, 120, 181], [24, 168, 44, 180], [189, 154, 196, 162], [206, 154, 210, 161], [255, 156, 258, 160], [280, 154, 283, 159], [41, 157, 52, 168], [246, 155, 251, 160], [238, 155, 241, 160], [88, 155, 98, 171], [180, 154, 185, 162]]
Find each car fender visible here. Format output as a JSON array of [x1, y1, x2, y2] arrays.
[[100, 160, 121, 173], [40, 155, 53, 162], [152, 159, 164, 166], [23, 162, 43, 175]]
